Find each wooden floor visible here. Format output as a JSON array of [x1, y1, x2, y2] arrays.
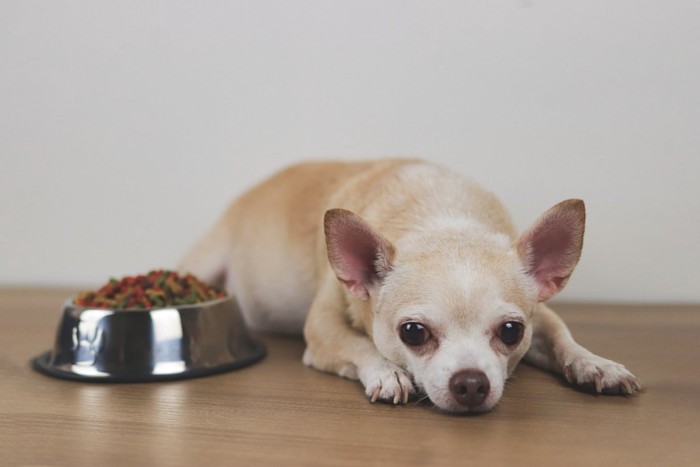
[[1, 288, 698, 466]]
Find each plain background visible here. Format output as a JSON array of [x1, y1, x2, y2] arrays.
[[1, 1, 698, 303]]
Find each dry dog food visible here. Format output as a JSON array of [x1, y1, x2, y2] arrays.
[[74, 270, 226, 309]]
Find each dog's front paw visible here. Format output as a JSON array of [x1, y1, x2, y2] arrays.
[[563, 352, 641, 395], [358, 361, 416, 405]]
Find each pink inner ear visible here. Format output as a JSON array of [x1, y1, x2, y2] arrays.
[[325, 209, 395, 300], [334, 234, 378, 286], [529, 224, 574, 273], [530, 259, 570, 301], [520, 201, 585, 302], [526, 225, 578, 300]]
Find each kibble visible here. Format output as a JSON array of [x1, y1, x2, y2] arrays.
[[74, 270, 226, 309]]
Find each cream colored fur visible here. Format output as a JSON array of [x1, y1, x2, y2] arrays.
[[179, 159, 640, 413]]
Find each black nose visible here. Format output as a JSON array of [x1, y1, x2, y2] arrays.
[[449, 370, 490, 408]]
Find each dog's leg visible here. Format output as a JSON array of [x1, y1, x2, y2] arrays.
[[302, 276, 415, 405], [525, 304, 641, 395]]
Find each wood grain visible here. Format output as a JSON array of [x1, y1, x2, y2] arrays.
[[1, 288, 698, 466]]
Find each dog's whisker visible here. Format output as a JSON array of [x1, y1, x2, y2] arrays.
[[410, 393, 431, 407]]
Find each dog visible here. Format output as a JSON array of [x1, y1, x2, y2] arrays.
[[179, 159, 640, 413]]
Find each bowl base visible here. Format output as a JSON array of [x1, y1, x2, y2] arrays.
[[31, 338, 266, 383]]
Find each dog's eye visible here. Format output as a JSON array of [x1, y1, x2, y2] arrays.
[[498, 321, 524, 346], [400, 322, 429, 346]]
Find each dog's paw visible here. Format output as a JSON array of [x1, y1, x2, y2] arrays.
[[358, 361, 416, 405], [563, 352, 641, 395]]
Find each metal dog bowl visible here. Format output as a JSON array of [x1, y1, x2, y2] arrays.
[[32, 295, 266, 382]]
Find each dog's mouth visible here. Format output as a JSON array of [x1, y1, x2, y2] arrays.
[[414, 392, 496, 415], [435, 398, 495, 415]]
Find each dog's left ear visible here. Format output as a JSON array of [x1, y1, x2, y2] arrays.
[[516, 199, 586, 302], [324, 209, 395, 300]]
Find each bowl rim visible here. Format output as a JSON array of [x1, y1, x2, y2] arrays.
[[64, 294, 235, 313]]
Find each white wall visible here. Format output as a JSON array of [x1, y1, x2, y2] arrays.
[[1, 1, 698, 303]]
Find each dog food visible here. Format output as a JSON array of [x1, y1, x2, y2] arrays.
[[74, 270, 226, 309]]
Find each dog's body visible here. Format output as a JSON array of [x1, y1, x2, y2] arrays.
[[180, 159, 639, 413]]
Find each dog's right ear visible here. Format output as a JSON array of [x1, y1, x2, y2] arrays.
[[516, 199, 586, 302], [324, 209, 396, 300]]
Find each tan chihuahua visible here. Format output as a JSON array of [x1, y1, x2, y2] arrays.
[[179, 159, 640, 413]]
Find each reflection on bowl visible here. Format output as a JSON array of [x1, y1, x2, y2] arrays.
[[32, 295, 266, 382]]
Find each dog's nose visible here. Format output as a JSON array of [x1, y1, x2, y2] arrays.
[[449, 370, 490, 408]]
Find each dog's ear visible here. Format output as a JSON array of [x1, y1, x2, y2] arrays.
[[324, 209, 395, 300], [516, 199, 586, 302]]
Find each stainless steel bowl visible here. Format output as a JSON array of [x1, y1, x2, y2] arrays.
[[32, 295, 266, 382]]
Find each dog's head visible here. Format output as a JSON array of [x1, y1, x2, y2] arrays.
[[324, 200, 585, 413]]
